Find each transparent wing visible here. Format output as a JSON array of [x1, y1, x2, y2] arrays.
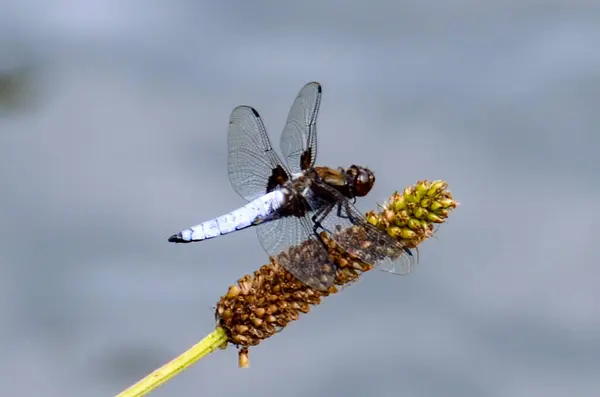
[[256, 215, 336, 290], [228, 106, 291, 202], [280, 82, 322, 174], [310, 184, 417, 275]]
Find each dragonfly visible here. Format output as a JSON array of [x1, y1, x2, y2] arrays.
[[169, 82, 415, 290]]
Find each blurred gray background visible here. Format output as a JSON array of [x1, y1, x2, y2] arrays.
[[1, 1, 599, 396]]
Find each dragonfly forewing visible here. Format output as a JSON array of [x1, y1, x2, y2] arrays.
[[227, 106, 291, 202]]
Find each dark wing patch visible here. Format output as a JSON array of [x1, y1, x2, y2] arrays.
[[300, 148, 313, 171], [266, 165, 290, 193]]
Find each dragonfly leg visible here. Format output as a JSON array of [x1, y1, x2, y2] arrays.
[[311, 207, 334, 237], [335, 202, 352, 220]]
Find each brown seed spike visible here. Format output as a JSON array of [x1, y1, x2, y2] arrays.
[[215, 181, 457, 365]]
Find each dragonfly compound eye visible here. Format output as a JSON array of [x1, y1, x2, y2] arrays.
[[354, 168, 375, 197]]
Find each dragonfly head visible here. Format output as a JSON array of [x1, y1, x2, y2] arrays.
[[346, 165, 375, 197]]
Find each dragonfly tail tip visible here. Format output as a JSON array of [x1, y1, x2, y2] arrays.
[[168, 233, 186, 243]]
